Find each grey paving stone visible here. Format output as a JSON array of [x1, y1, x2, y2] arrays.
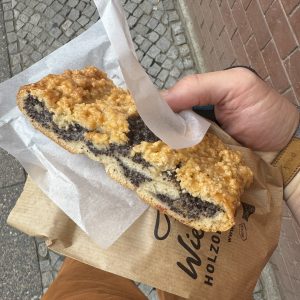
[[147, 44, 161, 58], [28, 0, 39, 9], [3, 2, 12, 11], [23, 7, 35, 17], [131, 0, 142, 3], [8, 42, 18, 54], [18, 13, 29, 24], [15, 2, 27, 12], [76, 15, 88, 27], [172, 22, 183, 35], [139, 14, 151, 26], [11, 0, 18, 9], [11, 53, 21, 65], [123, 1, 137, 14], [14, 9, 20, 19], [23, 22, 34, 32], [4, 10, 13, 21], [43, 7, 55, 19], [164, 28, 173, 41], [31, 50, 42, 62], [71, 21, 81, 31], [38, 243, 48, 258], [54, 259, 64, 271], [42, 271, 53, 287], [91, 11, 100, 22], [152, 10, 164, 21], [168, 10, 180, 22], [35, 3, 47, 13], [254, 278, 263, 293], [161, 14, 169, 26], [157, 1, 164, 11], [76, 1, 86, 11], [128, 15, 138, 28], [149, 74, 155, 83], [178, 44, 190, 57], [162, 58, 174, 70], [183, 57, 194, 69], [136, 49, 144, 62], [11, 63, 22, 75], [60, 5, 72, 17], [175, 58, 184, 70], [7, 32, 17, 43], [49, 27, 62, 38], [16, 19, 25, 30], [148, 289, 160, 300], [140, 1, 152, 14], [5, 20, 14, 32], [51, 0, 63, 12], [45, 35, 55, 45], [0, 184, 43, 299], [253, 292, 264, 300], [52, 39, 63, 48], [85, 20, 95, 30], [155, 79, 164, 89], [155, 53, 167, 63], [19, 38, 27, 50], [175, 33, 186, 46], [76, 28, 85, 36], [140, 38, 152, 52], [43, 0, 55, 5], [157, 69, 169, 82], [164, 76, 177, 88], [156, 36, 171, 52], [124, 10, 130, 19], [68, 8, 80, 21], [17, 28, 27, 38], [170, 66, 181, 78], [135, 34, 144, 45], [65, 27, 75, 37], [58, 0, 68, 4], [82, 4, 96, 18], [31, 37, 42, 48], [141, 55, 153, 69], [40, 260, 52, 273], [35, 237, 46, 244], [166, 45, 179, 60], [130, 29, 137, 39], [134, 23, 149, 35], [133, 7, 143, 18], [182, 69, 196, 76], [38, 43, 48, 53], [163, 0, 175, 10], [147, 17, 158, 30], [138, 283, 153, 297], [147, 31, 159, 43], [66, 0, 79, 7], [154, 23, 166, 35], [52, 14, 65, 27], [32, 26, 43, 37], [29, 13, 41, 25], [147, 63, 161, 77]]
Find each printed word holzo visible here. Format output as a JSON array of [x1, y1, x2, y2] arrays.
[[154, 211, 221, 286]]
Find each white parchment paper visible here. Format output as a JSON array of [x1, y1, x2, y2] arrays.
[[0, 0, 210, 248]]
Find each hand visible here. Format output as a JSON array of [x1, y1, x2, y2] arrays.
[[161, 68, 299, 152]]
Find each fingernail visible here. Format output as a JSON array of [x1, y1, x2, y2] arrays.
[[160, 89, 169, 98]]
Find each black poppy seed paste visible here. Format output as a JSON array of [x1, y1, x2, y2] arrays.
[[23, 95, 223, 220]]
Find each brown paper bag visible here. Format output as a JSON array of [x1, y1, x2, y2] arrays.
[[7, 122, 283, 300]]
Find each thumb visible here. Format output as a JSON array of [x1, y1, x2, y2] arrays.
[[160, 68, 259, 112]]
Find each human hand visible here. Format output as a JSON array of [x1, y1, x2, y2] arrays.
[[161, 68, 299, 152]]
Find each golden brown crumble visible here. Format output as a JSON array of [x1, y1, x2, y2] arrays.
[[131, 134, 253, 203], [29, 67, 138, 145]]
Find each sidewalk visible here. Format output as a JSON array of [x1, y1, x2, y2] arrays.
[[0, 0, 270, 299]]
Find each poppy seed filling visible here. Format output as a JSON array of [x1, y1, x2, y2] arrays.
[[23, 94, 224, 219]]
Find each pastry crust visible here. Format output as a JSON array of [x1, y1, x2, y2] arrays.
[[17, 66, 254, 232]]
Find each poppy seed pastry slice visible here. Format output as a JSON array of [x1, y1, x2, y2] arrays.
[[17, 66, 254, 232]]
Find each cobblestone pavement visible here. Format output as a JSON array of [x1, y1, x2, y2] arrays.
[[0, 0, 266, 299]]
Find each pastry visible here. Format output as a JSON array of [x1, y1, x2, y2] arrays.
[[17, 66, 254, 232]]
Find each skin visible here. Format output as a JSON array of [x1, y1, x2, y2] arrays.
[[160, 67, 300, 221], [160, 68, 299, 152]]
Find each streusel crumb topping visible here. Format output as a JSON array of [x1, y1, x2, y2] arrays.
[[29, 67, 138, 145]]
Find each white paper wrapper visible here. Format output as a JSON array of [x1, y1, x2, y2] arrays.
[[0, 0, 210, 248]]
